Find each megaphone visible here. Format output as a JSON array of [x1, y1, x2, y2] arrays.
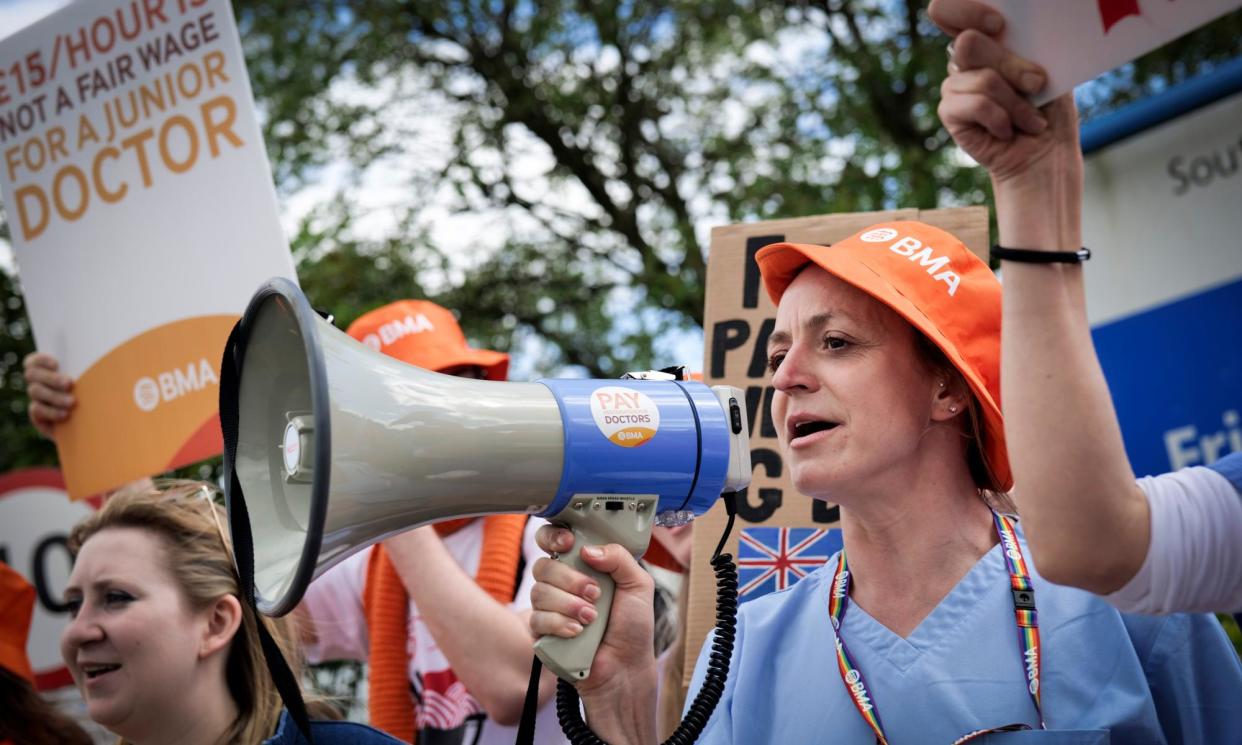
[[221, 278, 751, 681]]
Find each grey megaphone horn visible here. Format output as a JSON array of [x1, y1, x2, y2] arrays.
[[220, 278, 751, 681]]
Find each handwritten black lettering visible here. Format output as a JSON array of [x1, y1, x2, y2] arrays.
[[737, 447, 783, 522], [748, 317, 775, 378], [812, 501, 841, 524], [710, 319, 750, 378], [743, 235, 784, 309]]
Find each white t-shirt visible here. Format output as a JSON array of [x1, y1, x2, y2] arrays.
[[303, 518, 567, 745], [1107, 453, 1242, 614]]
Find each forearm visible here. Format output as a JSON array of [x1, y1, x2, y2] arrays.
[[580, 663, 660, 745], [383, 527, 554, 722], [994, 167, 1149, 594]]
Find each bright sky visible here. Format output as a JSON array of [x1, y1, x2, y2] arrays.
[[0, 0, 68, 39], [0, 0, 707, 377]]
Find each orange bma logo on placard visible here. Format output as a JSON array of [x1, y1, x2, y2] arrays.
[[54, 315, 237, 498]]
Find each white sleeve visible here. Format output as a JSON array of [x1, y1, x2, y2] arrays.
[[509, 517, 548, 613], [301, 547, 372, 663], [1105, 466, 1242, 614]]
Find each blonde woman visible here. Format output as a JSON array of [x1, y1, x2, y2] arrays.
[[60, 482, 403, 745]]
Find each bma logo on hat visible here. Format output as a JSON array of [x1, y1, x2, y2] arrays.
[[860, 228, 899, 243], [362, 313, 435, 351]]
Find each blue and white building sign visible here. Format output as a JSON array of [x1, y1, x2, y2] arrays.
[[1081, 69, 1242, 477], [1093, 279, 1241, 473]]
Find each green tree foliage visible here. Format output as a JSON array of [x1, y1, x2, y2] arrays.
[[0, 259, 57, 470], [232, 0, 1242, 376], [2, 3, 1241, 472]]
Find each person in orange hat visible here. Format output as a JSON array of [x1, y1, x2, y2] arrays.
[[0, 563, 36, 685], [345, 299, 512, 381], [298, 299, 565, 745], [527, 217, 1242, 742], [932, 0, 1242, 618], [0, 562, 92, 745]]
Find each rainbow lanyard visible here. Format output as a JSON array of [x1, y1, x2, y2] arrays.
[[826, 511, 1045, 745]]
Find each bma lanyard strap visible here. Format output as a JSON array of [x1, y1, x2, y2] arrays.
[[826, 512, 1045, 745]]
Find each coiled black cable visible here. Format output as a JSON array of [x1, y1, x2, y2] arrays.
[[556, 493, 739, 745]]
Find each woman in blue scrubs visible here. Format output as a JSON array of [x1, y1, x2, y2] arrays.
[[533, 222, 1242, 744], [527, 32, 1242, 745]]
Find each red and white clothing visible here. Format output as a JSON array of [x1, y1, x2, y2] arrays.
[[303, 519, 566, 745]]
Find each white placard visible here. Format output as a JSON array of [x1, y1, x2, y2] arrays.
[[987, 0, 1242, 104], [0, 0, 296, 496]]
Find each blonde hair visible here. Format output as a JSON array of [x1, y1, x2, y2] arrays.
[[66, 480, 322, 744]]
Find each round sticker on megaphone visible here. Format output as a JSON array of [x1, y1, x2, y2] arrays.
[[590, 386, 660, 447]]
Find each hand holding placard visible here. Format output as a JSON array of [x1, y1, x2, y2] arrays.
[[933, 0, 1242, 105], [22, 353, 74, 439]]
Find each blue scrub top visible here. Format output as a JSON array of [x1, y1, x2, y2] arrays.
[[687, 531, 1242, 744], [1208, 451, 1242, 492]]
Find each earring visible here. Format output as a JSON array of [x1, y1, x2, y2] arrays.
[[949, 405, 958, 413]]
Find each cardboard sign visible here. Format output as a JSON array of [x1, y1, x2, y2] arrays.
[[1081, 91, 1242, 475], [987, 0, 1242, 104], [0, 0, 296, 497], [0, 468, 98, 690], [685, 207, 988, 688]]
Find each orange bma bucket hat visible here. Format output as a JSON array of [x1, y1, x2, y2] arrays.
[[0, 562, 36, 684], [755, 221, 1011, 491], [346, 300, 510, 381]]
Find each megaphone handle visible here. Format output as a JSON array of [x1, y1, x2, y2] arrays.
[[533, 495, 656, 682], [533, 534, 617, 683]]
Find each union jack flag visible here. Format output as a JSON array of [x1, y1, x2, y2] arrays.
[[737, 527, 842, 603]]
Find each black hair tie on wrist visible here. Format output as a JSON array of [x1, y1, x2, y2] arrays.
[[991, 245, 1091, 263]]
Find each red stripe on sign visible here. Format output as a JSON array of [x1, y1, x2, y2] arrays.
[[0, 467, 65, 495], [1099, 0, 1142, 33], [164, 413, 224, 472]]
